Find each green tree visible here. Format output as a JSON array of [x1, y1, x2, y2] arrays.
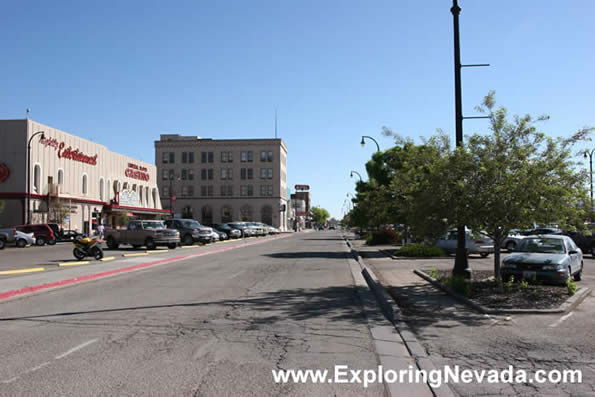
[[48, 200, 71, 226], [309, 206, 330, 225]]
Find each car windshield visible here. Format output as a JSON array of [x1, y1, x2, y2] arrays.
[[143, 221, 165, 229], [181, 220, 200, 228], [517, 237, 566, 254]]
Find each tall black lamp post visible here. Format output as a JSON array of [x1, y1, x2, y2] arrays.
[[350, 170, 363, 182], [584, 149, 595, 221], [360, 136, 380, 152], [26, 130, 45, 224]]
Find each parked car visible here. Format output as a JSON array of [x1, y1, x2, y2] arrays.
[[105, 220, 180, 250], [520, 227, 563, 236], [59, 229, 83, 242], [228, 222, 254, 237], [0, 227, 16, 249], [436, 229, 494, 257], [501, 235, 583, 284], [502, 231, 525, 252], [15, 231, 36, 247], [564, 229, 595, 258], [246, 222, 266, 236], [164, 219, 213, 245], [209, 229, 220, 242], [15, 224, 57, 246], [211, 223, 242, 239]]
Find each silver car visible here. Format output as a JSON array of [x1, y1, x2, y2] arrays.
[[436, 229, 494, 257], [15, 231, 36, 247], [501, 235, 583, 284]]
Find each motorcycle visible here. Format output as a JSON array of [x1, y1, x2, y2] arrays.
[[73, 236, 104, 260]]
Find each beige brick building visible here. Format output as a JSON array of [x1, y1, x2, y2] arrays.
[[0, 119, 168, 234], [155, 134, 288, 230]]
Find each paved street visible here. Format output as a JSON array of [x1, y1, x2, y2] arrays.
[[354, 240, 595, 397], [0, 232, 386, 396]]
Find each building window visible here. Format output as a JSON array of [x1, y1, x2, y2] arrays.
[[189, 152, 194, 163], [261, 205, 273, 225], [201, 152, 207, 163], [260, 168, 267, 179], [201, 186, 207, 197], [221, 206, 233, 223], [182, 186, 188, 196], [57, 169, 64, 185], [201, 206, 213, 225], [240, 205, 253, 221], [168, 169, 175, 180], [33, 164, 41, 193], [247, 168, 253, 179], [82, 174, 88, 195], [188, 169, 194, 180], [181, 169, 188, 180], [260, 151, 267, 162], [208, 185, 213, 196], [162, 152, 169, 163], [182, 152, 188, 163], [220, 185, 233, 197], [241, 168, 246, 180], [267, 168, 273, 179], [99, 178, 104, 201], [240, 185, 247, 196], [208, 169, 213, 180], [163, 185, 170, 197], [221, 151, 233, 163], [268, 151, 273, 162], [241, 152, 247, 162], [162, 169, 169, 180], [247, 151, 253, 162], [221, 168, 233, 180], [201, 169, 207, 180], [188, 185, 194, 196], [208, 152, 214, 163], [260, 185, 273, 196]]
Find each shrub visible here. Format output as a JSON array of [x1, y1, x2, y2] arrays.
[[428, 266, 441, 280], [366, 229, 400, 246], [395, 243, 446, 257], [567, 279, 577, 296], [445, 276, 471, 296], [517, 279, 529, 291]]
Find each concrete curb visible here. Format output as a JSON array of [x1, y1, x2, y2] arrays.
[[343, 236, 455, 397], [414, 269, 592, 315]]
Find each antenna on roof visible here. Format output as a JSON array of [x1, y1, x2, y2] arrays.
[[26, 108, 30, 119], [275, 108, 278, 139]]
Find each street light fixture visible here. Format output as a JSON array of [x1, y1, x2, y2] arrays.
[[584, 149, 595, 221], [26, 130, 45, 224], [360, 136, 380, 152], [350, 170, 363, 182]]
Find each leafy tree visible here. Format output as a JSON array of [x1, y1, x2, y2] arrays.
[[48, 200, 71, 226], [309, 206, 330, 225]]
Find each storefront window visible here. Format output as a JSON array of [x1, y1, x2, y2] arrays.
[[33, 164, 41, 193]]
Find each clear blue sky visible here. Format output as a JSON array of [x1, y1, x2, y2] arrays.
[[1, 1, 594, 218]]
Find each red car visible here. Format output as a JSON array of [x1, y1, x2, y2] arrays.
[[15, 224, 57, 246]]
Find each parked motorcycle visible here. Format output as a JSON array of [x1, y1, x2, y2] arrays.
[[73, 236, 104, 260]]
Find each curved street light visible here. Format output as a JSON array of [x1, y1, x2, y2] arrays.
[[360, 135, 380, 152], [27, 130, 45, 224], [350, 170, 363, 182], [584, 149, 595, 221]]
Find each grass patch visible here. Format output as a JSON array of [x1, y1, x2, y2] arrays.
[[394, 243, 446, 257]]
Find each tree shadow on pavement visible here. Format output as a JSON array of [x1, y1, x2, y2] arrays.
[[0, 286, 374, 328]]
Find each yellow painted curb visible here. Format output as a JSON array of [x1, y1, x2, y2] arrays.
[[181, 245, 199, 249], [122, 252, 149, 257], [100, 256, 116, 262], [58, 261, 89, 267], [147, 250, 168, 254], [0, 267, 45, 275]]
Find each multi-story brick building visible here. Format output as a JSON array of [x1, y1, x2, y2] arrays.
[[155, 134, 288, 230]]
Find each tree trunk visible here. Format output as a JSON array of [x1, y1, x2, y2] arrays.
[[493, 232, 503, 282]]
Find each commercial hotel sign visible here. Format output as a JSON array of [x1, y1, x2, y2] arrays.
[[40, 137, 98, 165]]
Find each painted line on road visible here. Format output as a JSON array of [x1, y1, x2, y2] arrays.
[[0, 234, 291, 301], [55, 339, 98, 359], [58, 261, 89, 267], [100, 256, 115, 262], [549, 312, 574, 328], [181, 245, 200, 249], [0, 267, 45, 275], [146, 249, 168, 254], [122, 252, 149, 257]]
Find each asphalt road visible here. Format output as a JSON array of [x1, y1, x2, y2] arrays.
[[0, 231, 384, 396]]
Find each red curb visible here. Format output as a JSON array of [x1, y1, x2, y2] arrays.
[[0, 235, 289, 301]]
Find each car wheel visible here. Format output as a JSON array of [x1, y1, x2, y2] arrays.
[[0, 239, 5, 250], [36, 237, 46, 246], [591, 246, 595, 259], [183, 234, 194, 246], [480, 252, 489, 258], [47, 239, 56, 245], [168, 243, 177, 249], [132, 245, 141, 249], [574, 263, 583, 282], [145, 237, 156, 250], [16, 239, 27, 248], [106, 236, 119, 250], [506, 242, 516, 252]]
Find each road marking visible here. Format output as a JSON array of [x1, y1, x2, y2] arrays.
[[0, 267, 45, 275], [549, 312, 573, 328], [181, 245, 199, 249], [100, 256, 115, 262], [58, 261, 89, 267], [147, 249, 168, 254], [1, 376, 19, 384], [122, 252, 149, 257], [55, 339, 98, 360]]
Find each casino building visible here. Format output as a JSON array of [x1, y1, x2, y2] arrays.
[[0, 119, 169, 234]]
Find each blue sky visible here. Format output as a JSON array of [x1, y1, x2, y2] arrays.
[[1, 0, 594, 218]]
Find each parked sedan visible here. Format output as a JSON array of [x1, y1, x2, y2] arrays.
[[211, 223, 242, 239], [501, 235, 583, 284], [436, 229, 494, 257], [15, 231, 36, 247]]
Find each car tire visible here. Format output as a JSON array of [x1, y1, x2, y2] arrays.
[[591, 246, 595, 259], [480, 252, 489, 258], [47, 239, 56, 245], [183, 234, 194, 246], [574, 263, 583, 282], [16, 239, 27, 248], [0, 239, 5, 250], [506, 242, 516, 252], [168, 243, 177, 249], [132, 245, 141, 249], [145, 237, 156, 250], [106, 236, 119, 250], [36, 237, 46, 246]]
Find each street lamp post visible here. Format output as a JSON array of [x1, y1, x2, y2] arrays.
[[26, 130, 45, 224], [350, 170, 363, 182], [584, 149, 595, 221], [360, 136, 380, 152], [169, 174, 180, 216]]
